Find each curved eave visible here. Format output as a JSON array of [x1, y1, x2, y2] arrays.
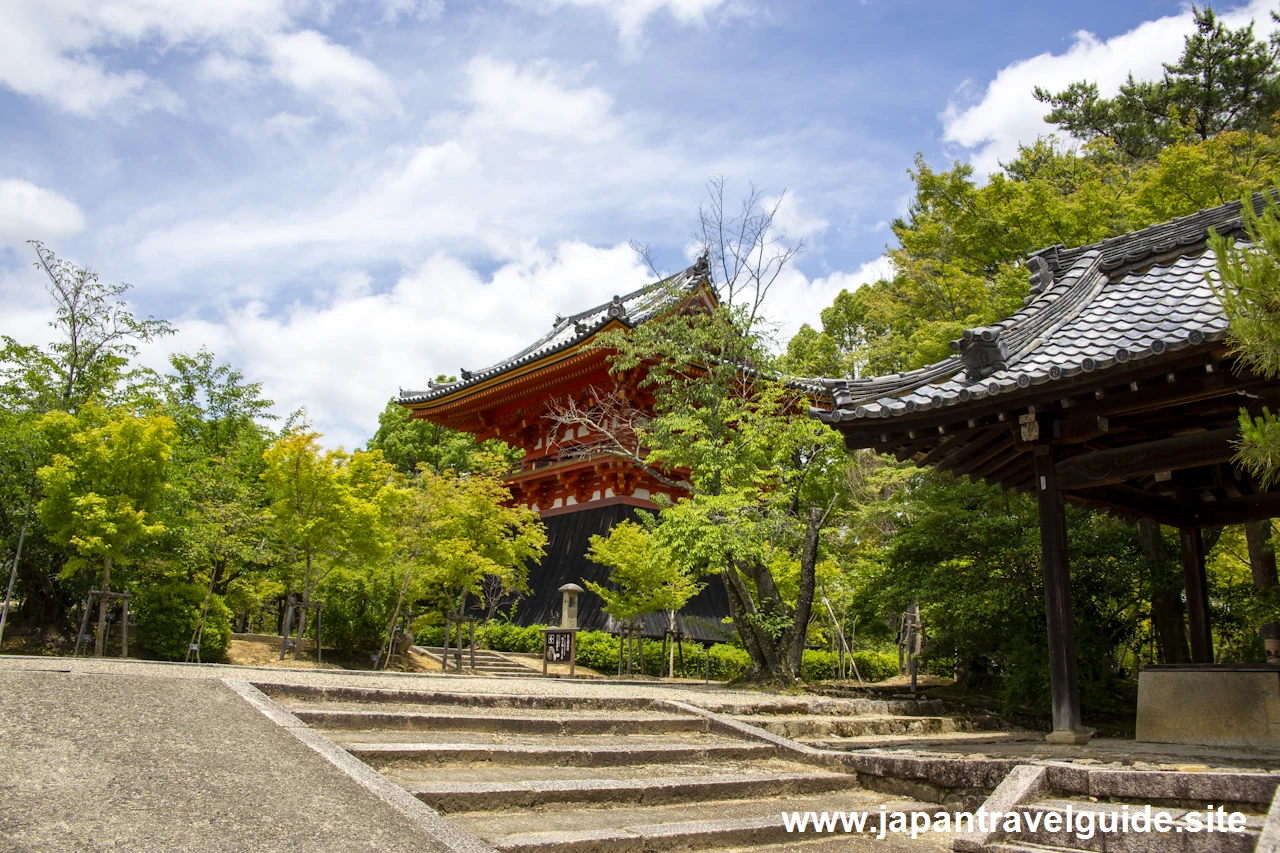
[[402, 318, 634, 416]]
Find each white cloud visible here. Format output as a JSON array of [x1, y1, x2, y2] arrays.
[[0, 179, 86, 248], [135, 241, 654, 449], [762, 256, 893, 344], [266, 30, 402, 122], [0, 0, 397, 122], [513, 0, 736, 53], [766, 193, 828, 242], [371, 0, 445, 23], [465, 57, 616, 139], [941, 0, 1279, 175]]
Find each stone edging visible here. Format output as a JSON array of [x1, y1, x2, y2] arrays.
[[658, 697, 1016, 807], [221, 678, 498, 853]]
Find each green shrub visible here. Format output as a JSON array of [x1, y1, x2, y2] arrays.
[[801, 649, 837, 681], [314, 568, 391, 655], [850, 649, 899, 682], [801, 648, 900, 682], [477, 621, 545, 653], [574, 629, 619, 672], [136, 581, 233, 662], [706, 643, 751, 680], [409, 618, 446, 648]]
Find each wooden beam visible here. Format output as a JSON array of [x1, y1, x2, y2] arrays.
[[1054, 427, 1239, 490], [950, 428, 1016, 478], [1034, 445, 1088, 743], [1192, 491, 1280, 526], [1068, 484, 1191, 526], [1180, 527, 1213, 665]]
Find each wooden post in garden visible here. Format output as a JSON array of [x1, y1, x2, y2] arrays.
[[1034, 445, 1088, 744], [1180, 527, 1213, 664]]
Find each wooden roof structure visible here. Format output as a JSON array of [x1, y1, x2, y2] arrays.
[[811, 196, 1279, 742]]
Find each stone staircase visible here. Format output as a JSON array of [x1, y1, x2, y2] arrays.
[[412, 645, 537, 677], [259, 683, 948, 852], [690, 694, 1013, 750], [953, 761, 1280, 853]]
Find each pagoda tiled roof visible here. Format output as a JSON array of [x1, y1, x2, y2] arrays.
[[400, 258, 711, 405], [811, 195, 1268, 426]]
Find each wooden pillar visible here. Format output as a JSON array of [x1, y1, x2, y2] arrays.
[[1179, 527, 1213, 664], [1034, 446, 1089, 744]]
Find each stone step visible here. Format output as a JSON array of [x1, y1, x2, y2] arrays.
[[415, 646, 533, 668], [999, 799, 1262, 853], [409, 771, 857, 812], [258, 682, 656, 712], [738, 714, 955, 739], [296, 708, 708, 735], [347, 740, 777, 768], [804, 731, 1042, 751], [693, 697, 947, 718], [455, 793, 933, 852]]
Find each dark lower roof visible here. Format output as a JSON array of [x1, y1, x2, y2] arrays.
[[486, 502, 731, 642]]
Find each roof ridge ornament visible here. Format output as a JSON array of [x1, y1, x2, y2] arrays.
[[1025, 249, 1060, 304], [606, 294, 627, 320], [693, 252, 710, 278], [949, 326, 1008, 382]]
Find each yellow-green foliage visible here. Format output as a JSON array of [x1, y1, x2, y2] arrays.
[[37, 402, 177, 578], [584, 520, 702, 621]]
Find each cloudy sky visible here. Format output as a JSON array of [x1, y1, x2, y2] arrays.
[[2, 0, 1276, 448]]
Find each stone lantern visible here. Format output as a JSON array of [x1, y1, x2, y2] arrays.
[[559, 583, 584, 629]]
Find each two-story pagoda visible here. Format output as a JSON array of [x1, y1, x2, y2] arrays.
[[398, 258, 731, 639]]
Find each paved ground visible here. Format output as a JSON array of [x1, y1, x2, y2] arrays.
[[0, 668, 468, 853], [0, 655, 737, 702], [7, 655, 1280, 852]]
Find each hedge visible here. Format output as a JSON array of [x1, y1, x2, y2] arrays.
[[136, 581, 232, 662], [800, 648, 899, 682]]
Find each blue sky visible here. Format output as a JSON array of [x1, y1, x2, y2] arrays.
[[1, 0, 1275, 447]]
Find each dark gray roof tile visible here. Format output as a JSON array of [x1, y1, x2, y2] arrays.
[[814, 198, 1249, 425]]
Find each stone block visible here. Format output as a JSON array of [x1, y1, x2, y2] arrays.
[[1137, 668, 1280, 748]]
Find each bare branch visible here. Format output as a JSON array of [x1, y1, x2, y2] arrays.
[[543, 386, 701, 495]]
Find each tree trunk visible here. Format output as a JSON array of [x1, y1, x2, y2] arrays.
[[296, 551, 313, 650], [1246, 520, 1278, 589], [1138, 519, 1190, 664], [719, 566, 777, 677], [94, 555, 112, 657], [786, 506, 821, 677], [0, 488, 34, 648]]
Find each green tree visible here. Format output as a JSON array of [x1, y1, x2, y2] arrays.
[[2, 242, 173, 414], [1035, 7, 1280, 160], [584, 519, 702, 623], [1210, 192, 1280, 486], [368, 393, 520, 476], [260, 432, 396, 643], [554, 179, 846, 681], [36, 403, 177, 655]]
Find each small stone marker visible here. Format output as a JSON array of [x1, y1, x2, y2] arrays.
[[542, 583, 584, 677]]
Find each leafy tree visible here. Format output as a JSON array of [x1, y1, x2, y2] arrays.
[[394, 458, 546, 617], [368, 393, 520, 476], [553, 179, 845, 682], [1210, 193, 1280, 486], [1, 242, 172, 413], [36, 403, 177, 654], [1035, 7, 1280, 160], [584, 519, 702, 623], [260, 432, 396, 642]]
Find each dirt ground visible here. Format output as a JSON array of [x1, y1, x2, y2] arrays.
[[223, 634, 438, 672]]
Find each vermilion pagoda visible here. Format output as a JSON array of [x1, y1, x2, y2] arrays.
[[398, 258, 731, 638]]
